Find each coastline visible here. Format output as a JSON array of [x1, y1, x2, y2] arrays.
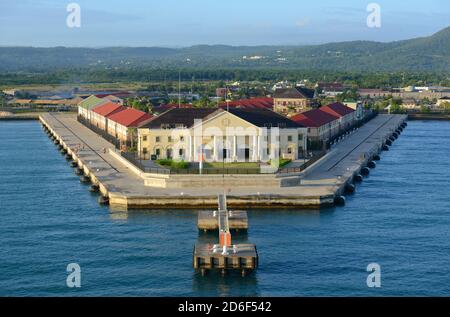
[[407, 113, 450, 121]]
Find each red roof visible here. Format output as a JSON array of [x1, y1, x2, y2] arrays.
[[92, 102, 126, 117], [107, 108, 153, 127], [291, 108, 339, 128], [152, 104, 193, 113], [320, 102, 355, 118], [219, 98, 274, 110]]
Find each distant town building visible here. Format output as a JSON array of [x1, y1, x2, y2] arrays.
[[167, 92, 200, 102], [151, 103, 193, 115], [272, 81, 291, 91], [97, 95, 124, 105], [315, 82, 349, 97], [215, 88, 229, 98], [358, 88, 450, 101], [437, 97, 450, 107], [401, 99, 420, 110], [273, 87, 316, 117], [358, 89, 392, 99]]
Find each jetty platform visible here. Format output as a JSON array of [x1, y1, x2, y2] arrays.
[[198, 210, 248, 232], [39, 113, 407, 209]]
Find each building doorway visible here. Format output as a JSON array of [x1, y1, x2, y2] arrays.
[[166, 148, 173, 159]]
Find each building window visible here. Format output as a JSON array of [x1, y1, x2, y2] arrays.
[[155, 136, 160, 143], [168, 136, 172, 142], [143, 148, 148, 154], [155, 149, 160, 156], [143, 136, 147, 141], [179, 149, 184, 156], [180, 136, 185, 142], [288, 135, 293, 142], [298, 134, 303, 141], [287, 148, 292, 154]]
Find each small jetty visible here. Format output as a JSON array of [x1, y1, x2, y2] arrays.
[[193, 194, 258, 276], [197, 210, 248, 232]]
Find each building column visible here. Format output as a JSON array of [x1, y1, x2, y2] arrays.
[[233, 135, 237, 162], [213, 135, 219, 162], [257, 135, 261, 162], [193, 136, 197, 162], [188, 135, 192, 162], [252, 135, 258, 162]]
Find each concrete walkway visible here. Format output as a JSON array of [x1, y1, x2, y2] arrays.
[[305, 114, 402, 185]]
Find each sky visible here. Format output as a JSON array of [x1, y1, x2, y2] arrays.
[[0, 0, 449, 47]]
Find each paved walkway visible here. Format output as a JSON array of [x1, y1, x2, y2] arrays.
[[40, 113, 406, 206], [304, 114, 403, 185]]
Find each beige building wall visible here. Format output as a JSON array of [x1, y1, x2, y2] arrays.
[[338, 112, 356, 131], [306, 118, 341, 143], [90, 111, 108, 129], [273, 98, 312, 116], [138, 111, 308, 162], [106, 119, 133, 143]]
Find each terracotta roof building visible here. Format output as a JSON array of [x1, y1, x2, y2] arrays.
[[77, 95, 108, 121], [108, 108, 152, 127], [292, 109, 339, 128], [107, 108, 153, 143], [90, 102, 127, 130], [92, 102, 126, 117], [319, 102, 356, 131], [291, 108, 340, 145]]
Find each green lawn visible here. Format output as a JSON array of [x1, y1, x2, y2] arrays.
[[203, 162, 260, 169]]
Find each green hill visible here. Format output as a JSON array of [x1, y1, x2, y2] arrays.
[[1, 27, 449, 72]]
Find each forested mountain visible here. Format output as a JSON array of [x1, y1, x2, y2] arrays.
[[1, 27, 449, 72]]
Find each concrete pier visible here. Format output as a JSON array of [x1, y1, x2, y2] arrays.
[[193, 243, 258, 276], [39, 113, 407, 209]]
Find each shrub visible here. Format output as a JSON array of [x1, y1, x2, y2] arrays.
[[171, 160, 190, 169], [156, 159, 189, 169], [157, 159, 173, 167], [270, 159, 291, 168]]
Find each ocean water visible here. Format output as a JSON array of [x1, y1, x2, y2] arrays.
[[0, 120, 450, 296]]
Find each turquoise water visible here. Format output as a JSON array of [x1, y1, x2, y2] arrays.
[[0, 120, 450, 296]]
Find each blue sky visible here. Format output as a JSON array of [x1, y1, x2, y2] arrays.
[[0, 0, 449, 47]]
